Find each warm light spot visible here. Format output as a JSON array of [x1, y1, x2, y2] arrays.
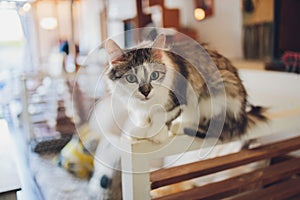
[[194, 8, 206, 21], [22, 3, 31, 12], [40, 17, 58, 30]]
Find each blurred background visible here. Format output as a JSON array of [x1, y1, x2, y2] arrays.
[[1, 0, 299, 74]]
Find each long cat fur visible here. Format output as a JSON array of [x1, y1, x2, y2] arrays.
[[105, 34, 266, 142]]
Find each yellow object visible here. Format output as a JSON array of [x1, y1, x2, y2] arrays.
[[57, 124, 101, 179]]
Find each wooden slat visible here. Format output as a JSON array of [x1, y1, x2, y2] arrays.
[[152, 157, 300, 200], [231, 177, 300, 200], [150, 135, 300, 189]]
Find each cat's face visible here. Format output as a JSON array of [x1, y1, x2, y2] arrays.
[[107, 48, 168, 103], [114, 60, 166, 100], [106, 35, 171, 104]]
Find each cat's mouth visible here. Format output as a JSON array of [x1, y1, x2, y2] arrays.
[[140, 97, 150, 102]]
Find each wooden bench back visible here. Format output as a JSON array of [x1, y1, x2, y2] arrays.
[[150, 136, 300, 200]]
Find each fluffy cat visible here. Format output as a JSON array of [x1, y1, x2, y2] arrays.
[[104, 34, 266, 143]]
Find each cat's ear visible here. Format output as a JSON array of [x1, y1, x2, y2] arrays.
[[152, 34, 166, 49], [151, 34, 166, 59], [105, 39, 124, 64]]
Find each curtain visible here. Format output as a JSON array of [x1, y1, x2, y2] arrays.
[[243, 22, 273, 60]]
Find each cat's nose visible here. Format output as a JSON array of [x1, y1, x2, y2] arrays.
[[139, 84, 152, 97]]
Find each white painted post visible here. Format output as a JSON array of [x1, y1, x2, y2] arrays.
[[121, 138, 152, 200]]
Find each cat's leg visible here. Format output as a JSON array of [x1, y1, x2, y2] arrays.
[[148, 125, 169, 143], [170, 84, 201, 135], [125, 120, 168, 143], [146, 110, 170, 143], [122, 110, 152, 140], [122, 109, 169, 143], [170, 105, 200, 135]]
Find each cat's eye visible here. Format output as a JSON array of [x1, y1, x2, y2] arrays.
[[125, 74, 137, 83], [150, 71, 159, 80]]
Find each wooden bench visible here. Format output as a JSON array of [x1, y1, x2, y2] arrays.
[[150, 136, 300, 200]]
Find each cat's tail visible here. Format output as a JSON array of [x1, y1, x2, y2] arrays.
[[184, 105, 268, 140], [246, 105, 268, 128]]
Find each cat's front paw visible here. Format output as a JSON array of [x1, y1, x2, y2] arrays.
[[170, 122, 185, 135], [125, 126, 148, 139], [170, 122, 199, 136], [123, 117, 151, 139], [148, 126, 169, 144]]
